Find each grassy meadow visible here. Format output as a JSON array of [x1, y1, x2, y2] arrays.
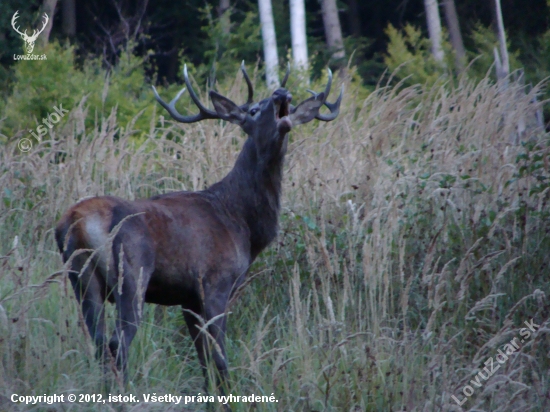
[[1, 72, 550, 411]]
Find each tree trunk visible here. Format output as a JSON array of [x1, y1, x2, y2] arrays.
[[423, 0, 444, 63], [289, 0, 309, 74], [40, 0, 58, 45], [218, 0, 230, 35], [258, 0, 280, 88], [493, 0, 510, 80], [442, 0, 465, 72], [218, 0, 230, 14], [321, 0, 345, 65], [61, 0, 76, 37]]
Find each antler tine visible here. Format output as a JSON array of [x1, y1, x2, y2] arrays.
[[152, 65, 221, 123], [315, 84, 343, 121], [183, 65, 219, 119], [305, 67, 332, 101], [152, 86, 188, 122], [280, 62, 291, 88], [304, 68, 343, 122], [240, 61, 254, 108]]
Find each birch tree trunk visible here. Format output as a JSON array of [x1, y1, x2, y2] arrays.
[[423, 0, 444, 63], [258, 0, 280, 88], [442, 0, 465, 71], [289, 0, 309, 73], [493, 0, 510, 80], [218, 0, 230, 35], [321, 0, 345, 64], [218, 0, 230, 14], [61, 0, 76, 37], [40, 0, 58, 46]]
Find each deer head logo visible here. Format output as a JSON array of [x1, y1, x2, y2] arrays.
[[11, 11, 49, 55]]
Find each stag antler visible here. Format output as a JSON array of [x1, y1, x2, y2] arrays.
[[280, 63, 291, 88], [240, 61, 254, 110], [152, 62, 255, 123], [304, 69, 344, 122], [284, 68, 343, 122]]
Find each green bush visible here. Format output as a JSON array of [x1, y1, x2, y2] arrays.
[[467, 23, 522, 79], [383, 23, 454, 87], [382, 22, 533, 92], [0, 41, 154, 143], [184, 4, 262, 85]]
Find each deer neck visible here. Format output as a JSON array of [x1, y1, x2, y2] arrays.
[[209, 136, 286, 260]]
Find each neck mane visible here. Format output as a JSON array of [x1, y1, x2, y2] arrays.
[[208, 137, 286, 260]]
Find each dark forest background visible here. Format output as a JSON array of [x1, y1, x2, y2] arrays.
[[0, 0, 549, 86]]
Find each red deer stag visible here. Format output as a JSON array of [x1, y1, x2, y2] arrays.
[[55, 63, 342, 389]]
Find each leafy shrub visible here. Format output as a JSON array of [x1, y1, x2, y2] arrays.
[[0, 41, 154, 143], [467, 23, 522, 80], [382, 22, 534, 93], [383, 23, 455, 86], [185, 4, 262, 85]]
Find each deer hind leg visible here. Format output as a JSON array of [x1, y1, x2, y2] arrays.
[[107, 230, 154, 381], [55, 222, 110, 365], [62, 250, 110, 364]]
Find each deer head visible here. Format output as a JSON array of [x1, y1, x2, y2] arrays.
[[153, 62, 342, 163], [11, 11, 49, 54]]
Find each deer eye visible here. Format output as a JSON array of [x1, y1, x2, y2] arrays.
[[249, 107, 259, 116]]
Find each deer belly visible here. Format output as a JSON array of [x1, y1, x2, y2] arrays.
[[144, 271, 196, 305]]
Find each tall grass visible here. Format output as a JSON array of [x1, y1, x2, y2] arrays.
[[1, 74, 549, 411]]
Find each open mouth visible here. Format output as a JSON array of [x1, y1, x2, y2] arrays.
[[272, 90, 293, 135], [271, 87, 292, 121], [275, 98, 292, 135], [275, 95, 291, 120]]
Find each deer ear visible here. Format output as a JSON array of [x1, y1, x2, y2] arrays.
[[289, 93, 325, 126], [209, 91, 246, 124]]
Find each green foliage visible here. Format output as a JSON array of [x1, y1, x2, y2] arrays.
[[467, 23, 522, 79], [508, 139, 550, 203], [185, 4, 262, 85], [344, 36, 385, 86], [526, 29, 550, 81], [83, 46, 154, 134], [517, 28, 550, 120], [0, 41, 154, 143], [1, 43, 81, 140], [383, 23, 455, 87], [382, 19, 549, 104]]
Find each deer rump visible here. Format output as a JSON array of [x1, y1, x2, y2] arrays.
[[55, 62, 342, 394]]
